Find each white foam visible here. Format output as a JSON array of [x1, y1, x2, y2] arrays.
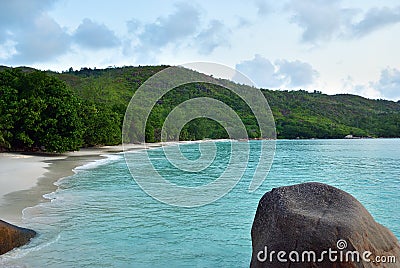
[[73, 153, 122, 172], [51, 153, 122, 188], [0, 233, 61, 264], [20, 153, 123, 226]]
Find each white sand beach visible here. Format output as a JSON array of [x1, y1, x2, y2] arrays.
[[0, 145, 130, 225], [0, 142, 174, 226], [0, 140, 214, 226], [0, 151, 101, 225], [0, 153, 55, 199]]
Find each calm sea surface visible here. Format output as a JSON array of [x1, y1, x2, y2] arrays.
[[1, 139, 399, 267]]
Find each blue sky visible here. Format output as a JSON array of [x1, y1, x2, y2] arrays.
[[1, 0, 400, 100]]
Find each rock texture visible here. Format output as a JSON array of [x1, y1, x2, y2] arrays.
[[251, 182, 400, 267], [0, 219, 36, 255]]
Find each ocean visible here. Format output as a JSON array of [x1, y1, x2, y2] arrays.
[[1, 139, 399, 267]]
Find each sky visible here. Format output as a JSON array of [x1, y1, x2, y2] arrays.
[[1, 0, 400, 101]]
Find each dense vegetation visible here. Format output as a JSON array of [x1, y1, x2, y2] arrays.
[[0, 65, 399, 152], [264, 90, 400, 139], [0, 68, 121, 152]]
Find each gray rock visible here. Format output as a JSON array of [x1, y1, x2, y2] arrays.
[[250, 182, 400, 267], [0, 219, 36, 255]]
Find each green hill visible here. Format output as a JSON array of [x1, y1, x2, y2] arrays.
[[1, 65, 399, 152], [57, 66, 400, 140]]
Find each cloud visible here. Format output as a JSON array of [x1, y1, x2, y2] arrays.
[[276, 59, 319, 87], [288, 1, 400, 43], [126, 2, 201, 62], [0, 0, 71, 63], [351, 84, 383, 100], [73, 18, 120, 49], [343, 69, 400, 101], [235, 55, 318, 88], [236, 17, 252, 28], [0, 0, 56, 38], [128, 3, 230, 59], [126, 19, 141, 33], [255, 0, 273, 16], [372, 67, 400, 100], [351, 6, 400, 37], [0, 40, 17, 60], [11, 15, 70, 63], [235, 54, 282, 88], [287, 0, 354, 43], [138, 3, 200, 51], [0, 0, 123, 64], [195, 20, 231, 54]]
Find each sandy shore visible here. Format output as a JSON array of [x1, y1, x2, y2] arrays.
[[0, 140, 217, 226], [0, 143, 165, 226]]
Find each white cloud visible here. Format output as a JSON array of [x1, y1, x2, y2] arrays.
[[345, 82, 383, 100], [287, 0, 400, 43], [235, 54, 282, 88], [138, 3, 200, 50], [195, 20, 231, 55], [0, 0, 70, 63], [12, 14, 70, 63], [372, 67, 400, 100], [125, 3, 234, 61], [73, 18, 120, 49], [287, 0, 354, 43], [342, 69, 400, 101], [351, 6, 400, 37], [0, 40, 17, 61], [235, 55, 318, 89], [236, 17, 252, 28], [126, 19, 141, 34], [275, 59, 319, 87], [124, 2, 201, 62], [255, 0, 273, 17], [0, 0, 56, 39]]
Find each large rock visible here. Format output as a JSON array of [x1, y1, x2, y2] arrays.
[[251, 182, 400, 267], [0, 219, 36, 255]]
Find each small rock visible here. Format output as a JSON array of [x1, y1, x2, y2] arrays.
[[0, 219, 36, 255]]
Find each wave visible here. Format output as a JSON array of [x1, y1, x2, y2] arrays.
[[51, 153, 122, 188], [8, 153, 124, 265], [72, 153, 122, 172], [0, 233, 61, 267]]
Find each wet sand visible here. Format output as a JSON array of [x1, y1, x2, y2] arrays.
[[0, 144, 161, 226]]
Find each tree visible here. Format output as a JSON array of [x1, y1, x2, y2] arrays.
[[0, 68, 84, 152], [80, 102, 122, 146]]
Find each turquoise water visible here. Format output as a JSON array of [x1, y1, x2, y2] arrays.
[[1, 139, 399, 267]]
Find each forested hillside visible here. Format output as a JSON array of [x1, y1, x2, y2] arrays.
[[57, 66, 400, 140], [1, 65, 399, 152]]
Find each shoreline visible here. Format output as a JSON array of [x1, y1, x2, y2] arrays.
[[0, 144, 160, 226], [1, 138, 397, 226], [0, 139, 255, 226]]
